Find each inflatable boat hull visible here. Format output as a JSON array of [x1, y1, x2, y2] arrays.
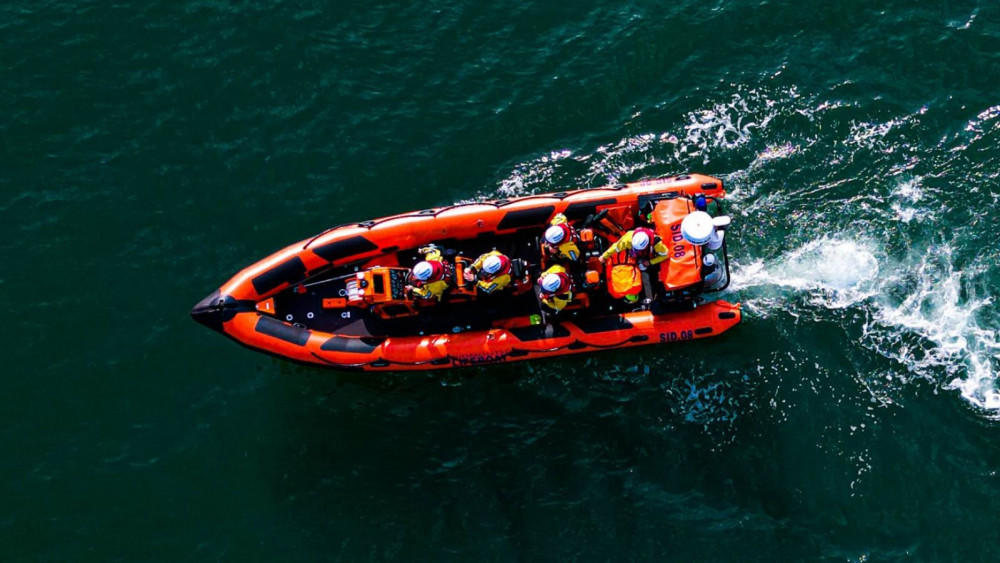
[[192, 174, 741, 371]]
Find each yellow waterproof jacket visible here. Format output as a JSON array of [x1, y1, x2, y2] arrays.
[[545, 213, 580, 261], [470, 250, 512, 294], [539, 264, 573, 312], [411, 247, 450, 300], [600, 230, 669, 265], [411, 280, 449, 301]]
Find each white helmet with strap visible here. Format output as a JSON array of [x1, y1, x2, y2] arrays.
[[412, 261, 434, 281], [541, 274, 561, 293], [544, 225, 566, 244], [631, 230, 650, 251], [541, 273, 570, 294], [483, 255, 504, 275]]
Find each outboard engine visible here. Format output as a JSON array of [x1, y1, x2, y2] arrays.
[[648, 195, 733, 302], [680, 210, 731, 291]]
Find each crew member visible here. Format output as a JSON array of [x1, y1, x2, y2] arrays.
[[465, 250, 513, 295], [538, 264, 574, 313], [406, 246, 451, 301], [598, 227, 668, 270], [541, 213, 580, 262]]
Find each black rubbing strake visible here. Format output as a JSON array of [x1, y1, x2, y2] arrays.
[[496, 206, 556, 230], [254, 316, 311, 346], [562, 198, 618, 221], [311, 235, 379, 263], [320, 336, 385, 354], [508, 324, 571, 341], [574, 316, 634, 334], [251, 256, 307, 295]]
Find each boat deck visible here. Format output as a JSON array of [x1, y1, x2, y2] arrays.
[[271, 229, 685, 338]]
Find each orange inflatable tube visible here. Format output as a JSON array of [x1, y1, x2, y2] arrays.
[[191, 174, 740, 371]]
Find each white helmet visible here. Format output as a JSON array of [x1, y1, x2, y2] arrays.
[[544, 225, 565, 244], [541, 273, 563, 293], [412, 261, 434, 281], [631, 230, 650, 251], [483, 255, 504, 274]]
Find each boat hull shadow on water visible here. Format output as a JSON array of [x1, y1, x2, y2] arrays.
[[191, 174, 741, 371]]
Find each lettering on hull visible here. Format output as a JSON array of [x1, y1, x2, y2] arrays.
[[452, 352, 509, 366]]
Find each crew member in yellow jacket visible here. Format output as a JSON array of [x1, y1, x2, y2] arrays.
[[538, 264, 574, 313], [464, 250, 513, 294], [406, 246, 451, 301], [598, 227, 668, 269], [541, 213, 581, 262]]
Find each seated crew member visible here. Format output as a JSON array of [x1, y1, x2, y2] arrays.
[[538, 264, 574, 313], [598, 227, 668, 270], [406, 247, 451, 301], [464, 250, 513, 295], [541, 213, 581, 262]]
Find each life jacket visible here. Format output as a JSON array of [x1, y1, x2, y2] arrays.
[[628, 227, 659, 260], [607, 263, 643, 298], [606, 243, 645, 299], [606, 249, 633, 266], [410, 260, 446, 287], [478, 254, 511, 281]]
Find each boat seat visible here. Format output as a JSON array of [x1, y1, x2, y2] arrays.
[[511, 257, 527, 279], [561, 291, 590, 311]]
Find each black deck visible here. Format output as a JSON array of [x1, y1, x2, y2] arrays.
[[270, 229, 664, 338], [265, 198, 736, 339]]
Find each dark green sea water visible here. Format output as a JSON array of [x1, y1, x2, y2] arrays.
[[4, 0, 1000, 560]]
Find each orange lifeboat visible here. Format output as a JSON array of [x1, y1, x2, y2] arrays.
[[191, 174, 740, 370]]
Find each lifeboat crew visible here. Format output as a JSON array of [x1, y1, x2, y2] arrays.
[[538, 264, 574, 313], [406, 247, 451, 301], [598, 227, 668, 270], [542, 213, 580, 262], [465, 250, 513, 295]]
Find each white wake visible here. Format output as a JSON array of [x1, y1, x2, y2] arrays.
[[731, 237, 1000, 415]]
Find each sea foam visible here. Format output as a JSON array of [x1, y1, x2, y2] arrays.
[[732, 237, 1000, 416]]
